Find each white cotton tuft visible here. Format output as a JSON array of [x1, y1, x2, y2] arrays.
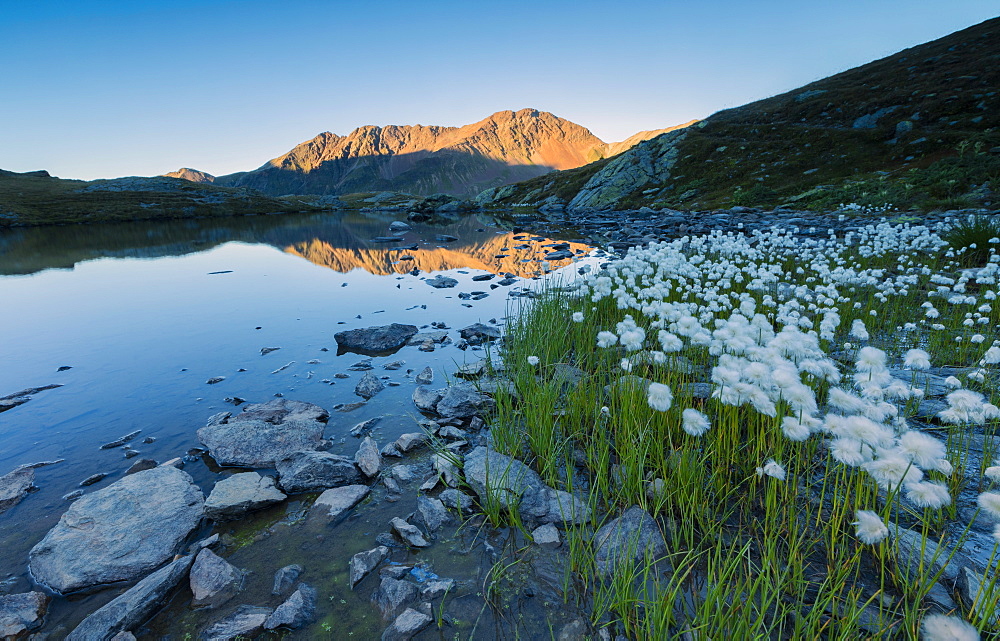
[[572, 311, 584, 323], [681, 408, 710, 437], [898, 430, 946, 468], [527, 356, 540, 366], [781, 416, 811, 441], [905, 481, 951, 509], [978, 491, 1000, 518], [756, 459, 786, 481], [597, 331, 618, 348], [920, 614, 980, 641], [903, 348, 931, 370], [647, 382, 673, 412], [853, 510, 888, 545]]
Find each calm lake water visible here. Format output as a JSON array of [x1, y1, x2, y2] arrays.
[[0, 211, 596, 639]]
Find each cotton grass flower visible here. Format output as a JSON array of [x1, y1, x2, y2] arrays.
[[527, 356, 540, 366], [596, 331, 618, 348], [681, 408, 710, 437], [572, 311, 584, 322], [853, 510, 888, 544], [647, 383, 673, 412], [903, 348, 931, 370], [977, 491, 1000, 518], [898, 430, 946, 468], [920, 614, 980, 641], [756, 459, 786, 481], [905, 481, 951, 509]]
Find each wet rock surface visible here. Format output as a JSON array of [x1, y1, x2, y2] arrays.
[[0, 591, 49, 638], [335, 323, 419, 355], [197, 399, 329, 467], [28, 466, 204, 594], [351, 546, 390, 588], [312, 484, 370, 519], [202, 604, 272, 641], [276, 451, 360, 493], [66, 555, 194, 641], [382, 607, 432, 641], [204, 472, 287, 520], [272, 565, 303, 596], [190, 548, 243, 606], [0, 467, 34, 515], [264, 582, 316, 630], [372, 577, 418, 619]]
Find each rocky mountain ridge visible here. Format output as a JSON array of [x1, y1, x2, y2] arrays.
[[165, 109, 694, 199]]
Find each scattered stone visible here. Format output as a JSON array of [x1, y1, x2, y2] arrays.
[[64, 555, 194, 641], [356, 372, 386, 399], [198, 399, 329, 467], [593, 505, 667, 575], [381, 442, 403, 458], [348, 359, 374, 371], [351, 546, 390, 588], [381, 607, 432, 641], [29, 466, 205, 594], [383, 477, 402, 495], [0, 384, 62, 413], [532, 524, 561, 549], [355, 437, 383, 478], [264, 583, 317, 630], [202, 605, 272, 641], [312, 484, 370, 520], [395, 432, 429, 453], [458, 323, 501, 342], [415, 496, 447, 533], [270, 361, 294, 374], [425, 276, 458, 289], [351, 416, 382, 436], [412, 386, 443, 413], [205, 472, 287, 520], [389, 221, 410, 231], [0, 467, 34, 515], [125, 459, 158, 475], [439, 489, 474, 513], [414, 367, 434, 385], [192, 533, 220, 552], [436, 383, 495, 420], [557, 618, 590, 640], [471, 273, 494, 281], [390, 517, 430, 547], [372, 578, 419, 620], [380, 565, 412, 580], [455, 360, 488, 379], [335, 324, 419, 355], [390, 465, 418, 483], [463, 447, 590, 525], [276, 451, 360, 494], [190, 548, 243, 606], [100, 430, 142, 449], [79, 472, 109, 486], [272, 565, 303, 596], [407, 331, 449, 347], [206, 376, 226, 385], [261, 347, 281, 355], [0, 591, 49, 638], [383, 360, 405, 371], [432, 453, 460, 487], [62, 489, 84, 501], [420, 579, 454, 599]]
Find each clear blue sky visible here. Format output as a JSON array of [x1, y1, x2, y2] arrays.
[[1, 1, 996, 180]]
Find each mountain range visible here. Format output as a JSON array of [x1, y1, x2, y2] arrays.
[[164, 109, 694, 198]]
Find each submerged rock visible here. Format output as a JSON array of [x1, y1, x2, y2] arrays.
[[372, 577, 418, 620], [351, 546, 390, 588], [0, 591, 49, 638], [29, 466, 204, 594], [204, 472, 286, 520], [65, 555, 193, 641], [197, 399, 329, 468], [0, 467, 34, 516], [276, 451, 360, 493], [264, 583, 317, 630], [202, 605, 272, 641], [272, 565, 303, 596], [312, 484, 370, 520], [355, 372, 386, 399], [381, 607, 432, 641], [593, 505, 667, 575], [463, 447, 589, 526], [190, 548, 243, 607], [335, 324, 419, 355]]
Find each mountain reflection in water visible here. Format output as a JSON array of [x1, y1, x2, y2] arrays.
[[0, 211, 590, 277]]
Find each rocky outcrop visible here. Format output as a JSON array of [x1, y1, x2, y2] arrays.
[[29, 466, 204, 594], [204, 472, 286, 520], [65, 555, 194, 640], [197, 399, 329, 468]]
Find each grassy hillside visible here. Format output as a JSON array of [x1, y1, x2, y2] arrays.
[[483, 16, 1000, 212], [0, 170, 318, 228]]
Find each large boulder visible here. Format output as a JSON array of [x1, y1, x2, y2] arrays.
[[462, 447, 589, 525], [0, 591, 49, 638], [197, 399, 329, 467], [276, 451, 360, 494], [335, 324, 419, 355], [204, 472, 286, 520], [65, 555, 194, 640], [29, 466, 204, 594], [593, 506, 667, 575]]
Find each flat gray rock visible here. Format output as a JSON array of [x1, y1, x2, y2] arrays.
[[335, 324, 419, 355], [312, 484, 370, 520], [355, 437, 382, 478], [532, 523, 561, 549], [372, 577, 418, 620], [412, 386, 443, 413], [381, 607, 432, 641], [407, 331, 449, 347], [438, 489, 474, 513], [436, 384, 495, 420], [0, 467, 34, 515], [29, 466, 204, 594], [414, 366, 435, 385], [425, 275, 458, 289], [458, 323, 501, 342], [197, 399, 329, 467], [389, 517, 429, 547], [415, 496, 447, 533], [395, 433, 428, 453], [0, 591, 49, 639], [65, 555, 193, 641], [276, 451, 360, 494], [204, 472, 286, 520], [355, 372, 386, 399], [190, 548, 243, 606], [202, 605, 272, 641], [264, 583, 316, 630], [351, 546, 389, 588], [593, 505, 666, 575]]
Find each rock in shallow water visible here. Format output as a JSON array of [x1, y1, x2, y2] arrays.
[[276, 451, 360, 493], [312, 484, 370, 520], [593, 505, 666, 575], [335, 323, 419, 355], [372, 577, 418, 620], [381, 607, 432, 641], [355, 372, 386, 399], [355, 437, 382, 478], [204, 472, 286, 520], [197, 399, 329, 468], [264, 582, 316, 630], [190, 548, 243, 607], [0, 591, 49, 638], [351, 546, 389, 588], [0, 467, 34, 516], [202, 604, 272, 641], [65, 555, 193, 641], [29, 466, 204, 594], [272, 565, 303, 596]]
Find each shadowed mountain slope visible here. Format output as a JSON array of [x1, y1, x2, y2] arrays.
[[479, 17, 1000, 212]]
